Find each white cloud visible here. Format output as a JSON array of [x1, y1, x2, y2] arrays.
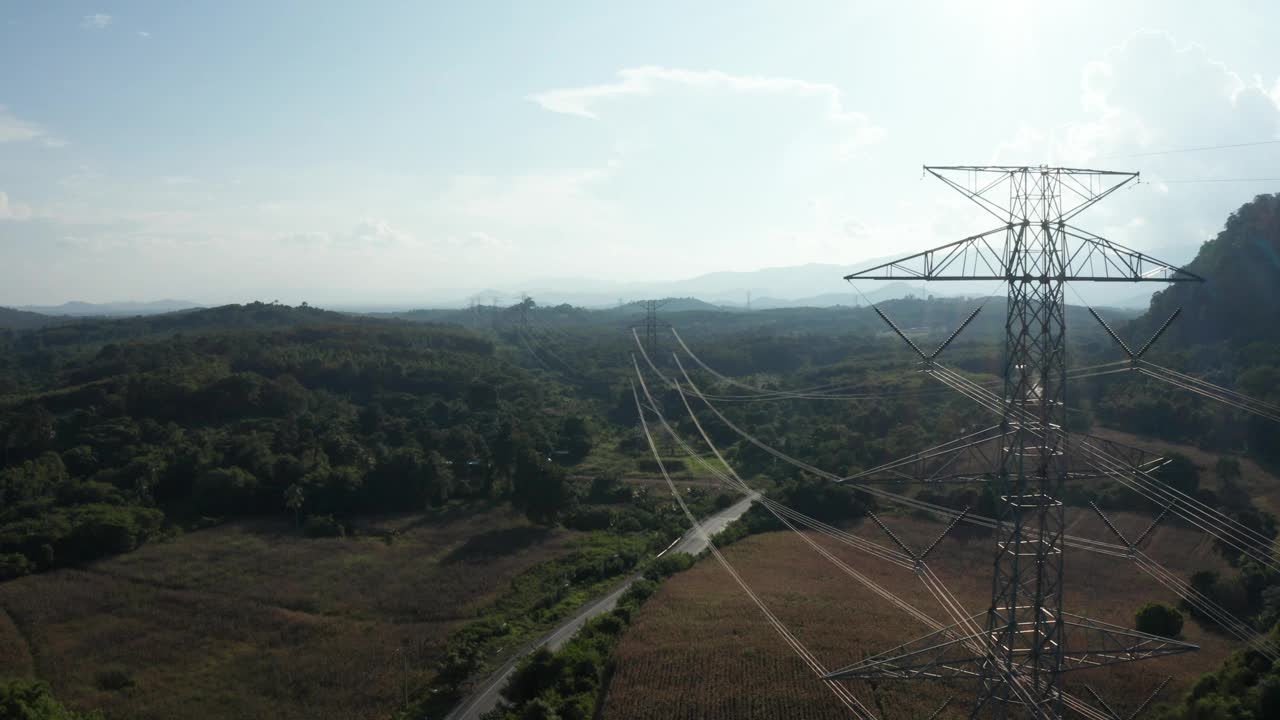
[[0, 106, 51, 144], [0, 191, 33, 220], [344, 219, 414, 247], [280, 220, 417, 250], [137, 30, 151, 38], [81, 14, 112, 30], [982, 30, 1280, 306], [1059, 31, 1279, 164], [531, 66, 886, 152], [435, 169, 618, 230], [448, 231, 512, 252]]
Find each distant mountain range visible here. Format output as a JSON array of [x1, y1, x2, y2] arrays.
[[8, 254, 1179, 321], [16, 300, 204, 317], [451, 259, 1165, 311]]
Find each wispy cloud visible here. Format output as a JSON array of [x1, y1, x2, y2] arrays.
[[81, 14, 112, 30], [530, 66, 886, 151], [281, 220, 417, 250], [137, 30, 151, 38], [0, 191, 33, 221], [0, 105, 61, 146]]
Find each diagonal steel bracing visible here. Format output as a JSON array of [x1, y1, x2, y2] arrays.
[[840, 166, 1203, 718], [824, 613, 1197, 681]]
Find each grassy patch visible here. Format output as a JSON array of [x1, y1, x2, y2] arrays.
[[0, 506, 577, 720]]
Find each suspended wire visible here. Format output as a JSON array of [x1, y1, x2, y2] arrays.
[[921, 354, 1280, 570], [659, 349, 1131, 558], [654, 377, 1139, 717], [1137, 362, 1280, 423], [922, 351, 1279, 551], [636, 356, 1049, 709], [520, 323, 590, 381], [644, 327, 1280, 674], [633, 360, 914, 570], [1159, 177, 1280, 184], [630, 383, 878, 718], [669, 326, 1127, 404], [515, 327, 554, 372], [665, 349, 1280, 652], [1134, 552, 1280, 661], [1064, 282, 1280, 422], [640, 328, 958, 403], [1096, 138, 1280, 160], [669, 327, 974, 401]]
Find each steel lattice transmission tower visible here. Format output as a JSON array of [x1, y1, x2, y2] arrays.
[[641, 299, 670, 365], [831, 166, 1202, 719]]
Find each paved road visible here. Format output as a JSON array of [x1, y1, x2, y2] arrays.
[[443, 494, 756, 720]]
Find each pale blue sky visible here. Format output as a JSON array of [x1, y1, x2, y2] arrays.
[[1, 1, 1278, 305]]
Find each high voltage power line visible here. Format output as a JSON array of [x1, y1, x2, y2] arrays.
[[1097, 138, 1280, 159], [1158, 177, 1280, 184], [622, 164, 1280, 719], [629, 330, 1280, 715]]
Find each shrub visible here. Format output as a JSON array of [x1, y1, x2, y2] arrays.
[[562, 507, 614, 532], [304, 514, 344, 538], [437, 644, 482, 692], [94, 668, 136, 691], [644, 552, 694, 581], [0, 552, 32, 580], [635, 458, 684, 474], [0, 678, 104, 719], [587, 474, 627, 503], [1135, 601, 1184, 637]]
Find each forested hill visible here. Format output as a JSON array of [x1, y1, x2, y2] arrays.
[[7, 301, 354, 350], [0, 306, 54, 331], [0, 304, 586, 580], [1135, 192, 1280, 346]]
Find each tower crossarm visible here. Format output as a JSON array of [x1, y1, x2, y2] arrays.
[[840, 419, 1165, 486], [844, 228, 1201, 283]]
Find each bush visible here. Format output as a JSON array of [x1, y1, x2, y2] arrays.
[[635, 458, 684, 474], [437, 644, 481, 692], [94, 668, 135, 691], [587, 474, 627, 503], [562, 507, 614, 532], [0, 552, 32, 581], [644, 552, 693, 581], [1135, 601, 1184, 637], [0, 679, 103, 719], [303, 514, 344, 538]]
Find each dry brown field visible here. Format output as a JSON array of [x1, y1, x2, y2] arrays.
[[0, 507, 576, 720], [602, 511, 1239, 720], [1091, 426, 1280, 514]]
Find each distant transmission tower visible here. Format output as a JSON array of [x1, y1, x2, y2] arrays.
[[832, 166, 1203, 718], [641, 299, 670, 365]]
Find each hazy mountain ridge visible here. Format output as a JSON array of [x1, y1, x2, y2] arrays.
[[447, 257, 1173, 310], [0, 306, 57, 330], [17, 299, 204, 317]]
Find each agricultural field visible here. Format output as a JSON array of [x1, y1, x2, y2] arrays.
[[601, 512, 1237, 719], [1091, 426, 1280, 515], [0, 506, 579, 720]]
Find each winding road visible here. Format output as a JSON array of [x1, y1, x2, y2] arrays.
[[443, 494, 756, 720]]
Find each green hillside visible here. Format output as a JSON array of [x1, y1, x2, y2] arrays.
[[1136, 192, 1280, 347]]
